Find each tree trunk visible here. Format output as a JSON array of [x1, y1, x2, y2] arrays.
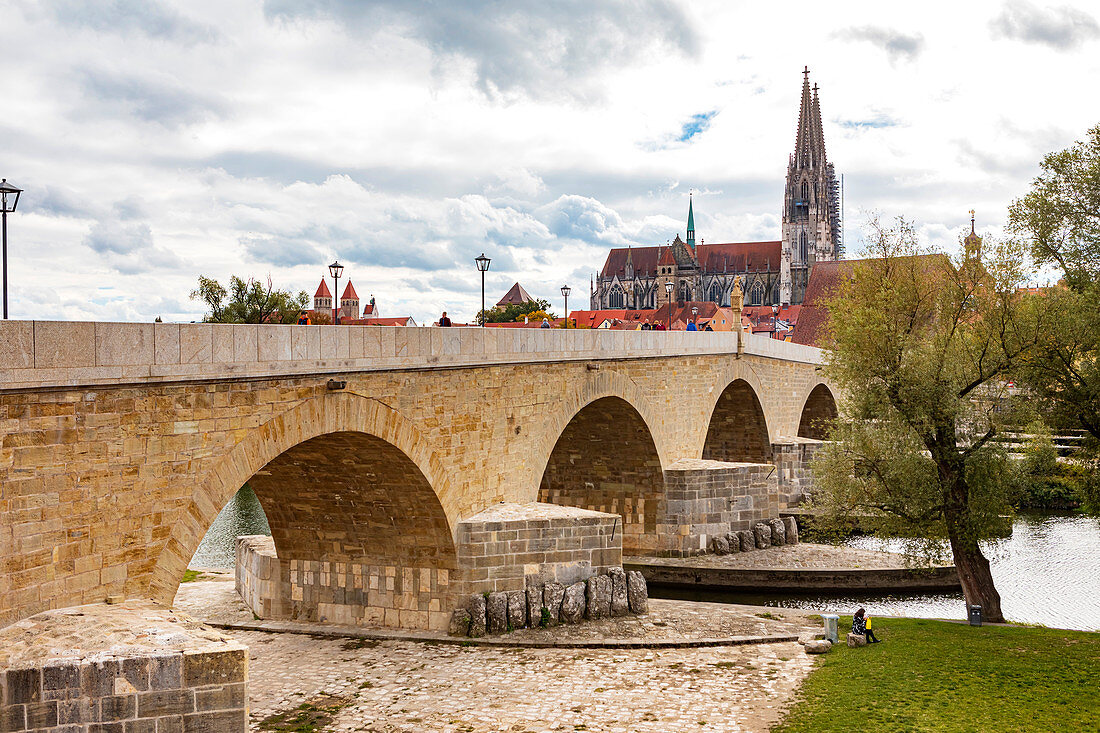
[[946, 529, 1004, 623]]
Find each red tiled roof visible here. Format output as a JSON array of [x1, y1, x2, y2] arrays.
[[341, 281, 359, 300], [314, 279, 331, 298], [791, 255, 948, 347], [356, 317, 413, 326], [363, 304, 375, 316], [602, 241, 782, 278]]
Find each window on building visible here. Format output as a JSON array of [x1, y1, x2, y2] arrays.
[[608, 286, 624, 308], [800, 181, 808, 201], [750, 280, 764, 306], [799, 231, 808, 261], [708, 281, 722, 304]]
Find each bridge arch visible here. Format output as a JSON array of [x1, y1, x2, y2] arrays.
[[797, 382, 838, 440], [149, 391, 456, 605], [700, 365, 775, 463], [535, 371, 667, 555]]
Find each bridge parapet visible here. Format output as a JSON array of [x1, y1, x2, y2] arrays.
[[0, 320, 822, 391]]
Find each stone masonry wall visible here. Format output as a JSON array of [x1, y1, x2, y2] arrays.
[[660, 460, 779, 557], [538, 397, 665, 555], [235, 503, 620, 631], [0, 319, 833, 628], [773, 439, 823, 508], [0, 602, 247, 732]]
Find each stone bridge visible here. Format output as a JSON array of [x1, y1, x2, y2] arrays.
[[0, 321, 837, 631]]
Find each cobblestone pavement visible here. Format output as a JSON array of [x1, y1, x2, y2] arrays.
[[235, 629, 814, 732], [174, 576, 822, 731], [174, 575, 821, 643], [629, 542, 946, 570]]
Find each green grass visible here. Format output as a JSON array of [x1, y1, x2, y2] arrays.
[[775, 617, 1100, 733], [180, 569, 202, 583]]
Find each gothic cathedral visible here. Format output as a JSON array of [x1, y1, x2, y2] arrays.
[[590, 69, 841, 310]]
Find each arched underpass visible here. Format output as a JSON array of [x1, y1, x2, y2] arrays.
[[539, 396, 666, 555], [797, 383, 838, 440], [238, 430, 457, 629], [702, 379, 772, 463]]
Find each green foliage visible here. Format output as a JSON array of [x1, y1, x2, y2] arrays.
[[1007, 124, 1100, 289], [181, 569, 202, 583], [477, 298, 555, 325], [539, 606, 551, 628], [775, 617, 1100, 733], [191, 275, 310, 324], [1008, 125, 1100, 441], [813, 217, 1045, 617], [258, 694, 351, 732]]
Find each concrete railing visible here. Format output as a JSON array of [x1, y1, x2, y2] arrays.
[[0, 320, 823, 391]]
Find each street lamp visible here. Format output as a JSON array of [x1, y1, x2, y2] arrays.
[[691, 306, 698, 330], [328, 259, 343, 324], [475, 253, 491, 327], [1, 179, 22, 320], [664, 281, 673, 330], [561, 284, 571, 329], [772, 303, 780, 340]]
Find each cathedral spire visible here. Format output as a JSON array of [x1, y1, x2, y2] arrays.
[[794, 66, 815, 168], [686, 192, 696, 249]]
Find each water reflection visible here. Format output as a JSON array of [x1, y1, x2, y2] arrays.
[[188, 485, 270, 569], [652, 512, 1100, 632]]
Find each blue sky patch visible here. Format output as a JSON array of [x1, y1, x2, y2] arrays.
[[678, 110, 717, 142]]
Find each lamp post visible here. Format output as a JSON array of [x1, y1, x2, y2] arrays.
[[475, 253, 491, 327], [561, 284, 571, 329], [1, 179, 22, 320], [691, 306, 698, 330], [328, 259, 343, 324], [772, 303, 780, 340], [664, 281, 673, 330]]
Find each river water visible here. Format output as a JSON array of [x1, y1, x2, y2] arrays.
[[190, 492, 1100, 632]]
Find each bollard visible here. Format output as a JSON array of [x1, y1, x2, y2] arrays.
[[822, 613, 839, 643], [969, 605, 983, 627]]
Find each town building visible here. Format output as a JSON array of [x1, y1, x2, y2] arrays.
[[309, 278, 412, 326], [590, 68, 841, 311]]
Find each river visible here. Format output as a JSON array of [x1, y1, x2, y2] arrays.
[[190, 491, 1100, 632]]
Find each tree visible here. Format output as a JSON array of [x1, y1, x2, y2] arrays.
[[477, 298, 555, 325], [813, 217, 1044, 623], [1008, 125, 1100, 441], [191, 275, 310, 324]]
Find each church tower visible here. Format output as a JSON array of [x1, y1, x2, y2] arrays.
[[780, 68, 840, 305]]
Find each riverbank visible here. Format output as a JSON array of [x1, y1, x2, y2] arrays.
[[775, 616, 1100, 732], [626, 542, 961, 593]]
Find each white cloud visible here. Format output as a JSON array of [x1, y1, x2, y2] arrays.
[[2, 1, 1098, 324]]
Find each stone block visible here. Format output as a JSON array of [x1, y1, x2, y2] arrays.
[[0, 320, 34, 368], [784, 516, 799, 544], [506, 590, 526, 630], [710, 536, 730, 555], [753, 522, 771, 549], [149, 654, 182, 691], [804, 639, 832, 654], [608, 568, 629, 617], [182, 709, 247, 732], [560, 582, 586, 624], [34, 321, 95, 368], [24, 700, 58, 728], [448, 609, 471, 637], [137, 689, 194, 718], [585, 575, 612, 620], [486, 592, 508, 634], [466, 594, 487, 637], [724, 532, 740, 554], [543, 582, 565, 625], [847, 633, 867, 648], [97, 323, 155, 366], [100, 694, 136, 721], [6, 667, 41, 704], [626, 570, 648, 614], [768, 518, 786, 546], [182, 649, 246, 688], [178, 325, 212, 364], [194, 683, 246, 712], [1, 706, 26, 731], [738, 530, 754, 552], [525, 576, 543, 626]]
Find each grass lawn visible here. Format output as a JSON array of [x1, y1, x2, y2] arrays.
[[775, 617, 1100, 732]]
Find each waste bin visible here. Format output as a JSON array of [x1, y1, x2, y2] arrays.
[[822, 613, 839, 643], [968, 605, 982, 627]]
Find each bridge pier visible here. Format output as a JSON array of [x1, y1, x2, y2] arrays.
[[235, 502, 622, 631]]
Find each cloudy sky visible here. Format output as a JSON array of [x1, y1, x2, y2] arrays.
[[3, 0, 1099, 323]]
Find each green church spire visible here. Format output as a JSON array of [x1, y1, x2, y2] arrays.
[[686, 192, 696, 248]]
